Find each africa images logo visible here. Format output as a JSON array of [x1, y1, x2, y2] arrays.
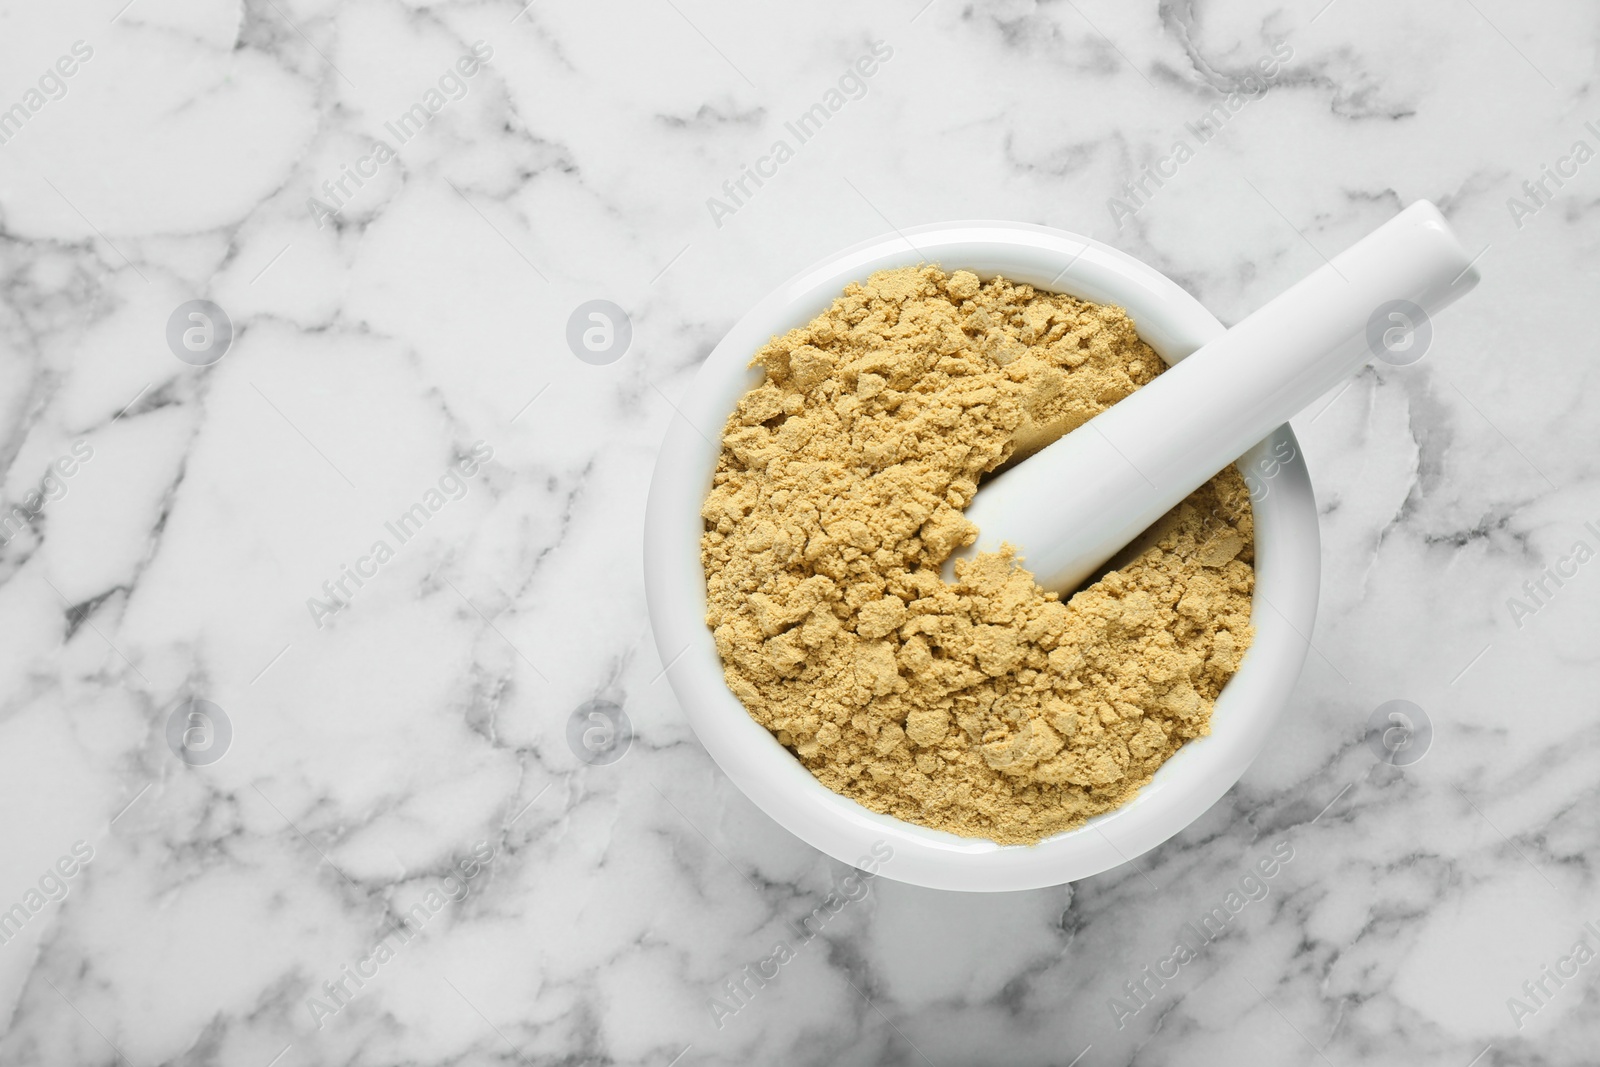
[[306, 442, 494, 629], [307, 42, 494, 229]]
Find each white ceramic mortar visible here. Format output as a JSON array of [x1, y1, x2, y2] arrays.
[[644, 221, 1319, 892]]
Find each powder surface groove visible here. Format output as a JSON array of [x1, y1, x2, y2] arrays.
[[701, 266, 1255, 845]]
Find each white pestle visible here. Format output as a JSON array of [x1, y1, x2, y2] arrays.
[[946, 200, 1481, 593]]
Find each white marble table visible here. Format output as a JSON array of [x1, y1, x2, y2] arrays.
[[0, 1, 1595, 1064]]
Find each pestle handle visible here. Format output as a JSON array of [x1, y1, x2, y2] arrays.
[[949, 200, 1481, 593]]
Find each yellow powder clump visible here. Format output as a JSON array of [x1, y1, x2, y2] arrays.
[[700, 266, 1255, 845]]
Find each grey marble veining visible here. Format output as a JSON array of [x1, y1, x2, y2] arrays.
[[0, 1, 1597, 1064]]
